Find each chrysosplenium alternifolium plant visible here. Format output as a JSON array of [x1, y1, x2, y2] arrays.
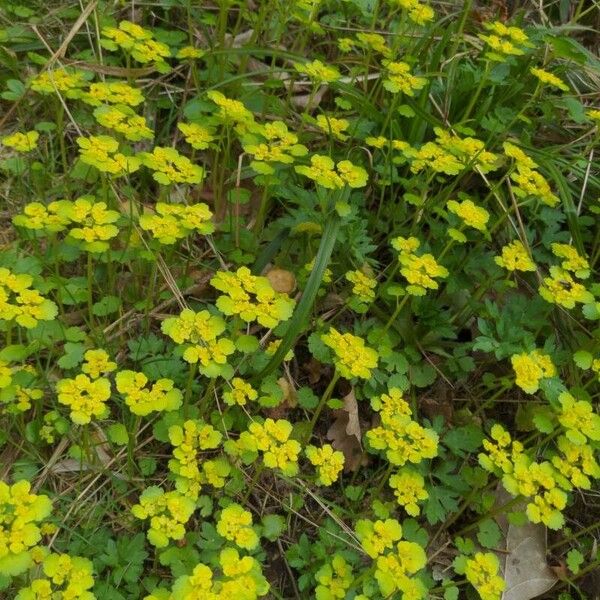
[[0, 1, 599, 599]]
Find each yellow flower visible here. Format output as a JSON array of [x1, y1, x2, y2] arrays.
[[101, 20, 170, 66], [478, 21, 531, 61], [116, 370, 182, 416], [365, 135, 387, 148], [479, 424, 524, 474], [77, 135, 141, 176], [56, 373, 111, 425], [375, 541, 427, 597], [294, 59, 341, 83], [355, 518, 402, 558], [447, 198, 489, 231], [223, 377, 258, 406], [1, 130, 39, 153], [305, 444, 344, 485], [356, 32, 391, 56], [245, 418, 301, 476], [494, 240, 536, 272], [552, 435, 600, 490], [316, 114, 350, 140], [295, 154, 368, 189], [388, 470, 428, 515], [94, 104, 153, 141], [139, 202, 214, 244], [81, 81, 145, 107], [550, 243, 589, 278], [216, 503, 258, 550], [510, 349, 556, 394], [382, 61, 426, 95], [12, 201, 71, 233], [30, 68, 88, 97], [408, 3, 434, 25], [530, 67, 569, 92], [177, 122, 215, 150], [345, 269, 377, 304], [207, 90, 254, 128], [81, 349, 117, 380], [539, 266, 593, 309], [558, 392, 600, 446], [315, 554, 353, 599], [139, 146, 204, 185], [464, 552, 505, 600], [321, 327, 378, 379], [398, 248, 448, 296], [177, 46, 205, 60]]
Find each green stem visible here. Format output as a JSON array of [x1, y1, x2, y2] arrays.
[[305, 371, 340, 443]]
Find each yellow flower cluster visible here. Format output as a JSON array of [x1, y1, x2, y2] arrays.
[[374, 540, 427, 598], [405, 127, 498, 175], [305, 444, 344, 485], [394, 0, 435, 25], [382, 60, 427, 95], [94, 104, 153, 141], [131, 486, 195, 547], [367, 388, 439, 466], [149, 548, 269, 599], [116, 370, 182, 416], [168, 419, 224, 498], [315, 114, 349, 140], [504, 142, 559, 206], [161, 308, 235, 376], [479, 424, 524, 474], [0, 480, 52, 577], [388, 469, 428, 516], [295, 154, 368, 189], [56, 372, 111, 425], [82, 81, 144, 107], [510, 349, 556, 394], [539, 266, 593, 309], [447, 198, 490, 232], [355, 32, 391, 57], [243, 121, 308, 175], [207, 91, 255, 129], [101, 20, 170, 66], [494, 240, 536, 272], [0, 362, 42, 414], [321, 327, 379, 379], [551, 243, 590, 279], [0, 267, 58, 329], [315, 554, 353, 600], [1, 130, 39, 153], [139, 202, 214, 244], [345, 269, 377, 304], [558, 391, 600, 446], [551, 435, 600, 490], [81, 349, 116, 380], [355, 518, 403, 559], [12, 201, 70, 233], [223, 377, 258, 406], [30, 68, 88, 97], [15, 553, 95, 600], [393, 236, 448, 296], [77, 135, 141, 176], [176, 46, 204, 60], [531, 67, 569, 92], [478, 21, 531, 61], [211, 266, 295, 328], [294, 59, 341, 83], [216, 503, 259, 550], [464, 552, 505, 600], [139, 146, 204, 185], [177, 122, 216, 150]]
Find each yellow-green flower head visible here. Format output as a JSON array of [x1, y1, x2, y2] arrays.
[[294, 59, 341, 83], [161, 308, 235, 375], [81, 349, 117, 380], [30, 68, 88, 97], [81, 81, 145, 107], [511, 165, 559, 207], [200, 457, 231, 489], [247, 418, 301, 476], [139, 146, 204, 185], [177, 122, 216, 150], [550, 243, 590, 279], [539, 266, 594, 309], [388, 469, 428, 516], [525, 487, 567, 529], [558, 391, 600, 446], [131, 487, 195, 548], [337, 37, 355, 52], [12, 201, 71, 233], [315, 554, 353, 600], [56, 196, 120, 253], [406, 2, 435, 25], [345, 269, 377, 304], [116, 370, 182, 416], [1, 131, 39, 153], [295, 154, 368, 189], [315, 114, 350, 141], [503, 141, 537, 168], [447, 198, 489, 231], [101, 20, 170, 65], [551, 435, 600, 490], [374, 540, 427, 598], [530, 67, 569, 92], [510, 349, 556, 394], [355, 518, 402, 559], [216, 503, 258, 550], [223, 377, 258, 406], [0, 268, 58, 329], [398, 249, 449, 296], [356, 32, 391, 57], [56, 374, 111, 425], [139, 202, 214, 244], [93, 104, 153, 142], [0, 480, 52, 577], [207, 90, 255, 129], [77, 135, 141, 176], [371, 387, 412, 420], [365, 135, 387, 149], [479, 423, 524, 474], [382, 60, 427, 95], [391, 235, 420, 254], [478, 21, 532, 61], [494, 240, 536, 272], [15, 553, 95, 600], [305, 444, 344, 485], [211, 266, 295, 328], [464, 552, 505, 600], [176, 46, 205, 60], [321, 327, 378, 379]]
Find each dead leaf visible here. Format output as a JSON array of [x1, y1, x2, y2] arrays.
[[326, 389, 368, 472], [292, 85, 327, 110], [266, 268, 296, 294]]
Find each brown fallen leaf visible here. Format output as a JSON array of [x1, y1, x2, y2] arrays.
[[326, 388, 368, 472], [266, 268, 296, 294]]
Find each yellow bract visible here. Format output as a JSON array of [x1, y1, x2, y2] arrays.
[[322, 327, 379, 379]]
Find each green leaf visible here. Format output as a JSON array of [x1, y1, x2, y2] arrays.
[[477, 518, 502, 549], [261, 514, 286, 541], [443, 425, 484, 457], [108, 423, 129, 446], [93, 295, 121, 317], [235, 334, 259, 353], [297, 387, 319, 410], [57, 342, 86, 369], [566, 549, 584, 574], [444, 585, 459, 600], [409, 363, 437, 388], [573, 350, 593, 370]]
